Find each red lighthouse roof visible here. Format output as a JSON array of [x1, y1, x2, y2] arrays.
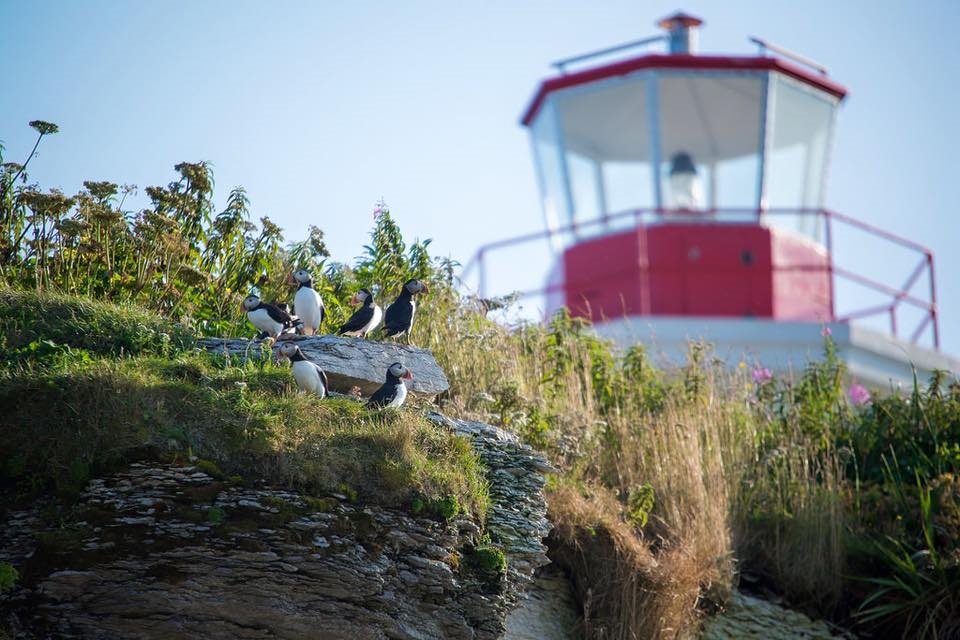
[[521, 54, 847, 127]]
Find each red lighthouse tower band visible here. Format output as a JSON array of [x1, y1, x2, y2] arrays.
[[463, 13, 958, 387]]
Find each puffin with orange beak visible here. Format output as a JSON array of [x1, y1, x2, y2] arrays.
[[367, 362, 413, 409], [338, 288, 382, 338], [383, 278, 428, 340], [242, 294, 299, 339], [278, 342, 328, 398], [289, 268, 325, 335]]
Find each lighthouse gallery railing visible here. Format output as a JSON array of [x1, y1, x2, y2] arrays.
[[459, 207, 939, 350]]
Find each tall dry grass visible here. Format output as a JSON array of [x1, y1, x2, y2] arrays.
[[731, 419, 848, 609], [549, 483, 698, 640], [551, 368, 741, 639], [420, 296, 854, 637]]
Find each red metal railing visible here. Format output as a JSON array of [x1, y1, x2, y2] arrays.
[[459, 207, 940, 349], [824, 208, 939, 348]]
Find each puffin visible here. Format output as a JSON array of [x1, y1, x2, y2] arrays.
[[383, 279, 428, 339], [367, 362, 413, 409], [289, 268, 325, 335], [242, 294, 300, 339], [278, 342, 328, 398], [338, 288, 382, 338]]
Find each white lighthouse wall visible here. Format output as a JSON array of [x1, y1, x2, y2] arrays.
[[593, 316, 959, 390]]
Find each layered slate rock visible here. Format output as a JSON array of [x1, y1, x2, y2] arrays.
[[0, 414, 554, 639], [428, 413, 555, 607], [198, 335, 449, 398]]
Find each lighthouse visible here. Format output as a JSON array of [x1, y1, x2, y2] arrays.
[[463, 13, 958, 388]]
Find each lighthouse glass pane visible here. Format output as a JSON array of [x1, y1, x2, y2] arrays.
[[654, 72, 764, 216], [603, 161, 655, 229], [529, 99, 574, 248], [552, 73, 655, 227], [765, 74, 837, 242], [566, 151, 602, 232]]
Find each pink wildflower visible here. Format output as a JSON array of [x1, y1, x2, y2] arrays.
[[821, 326, 832, 337], [752, 367, 773, 384], [373, 198, 388, 220], [848, 383, 870, 406]]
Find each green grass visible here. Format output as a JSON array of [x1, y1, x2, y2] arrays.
[[0, 286, 193, 368], [0, 288, 488, 521], [0, 354, 487, 520]]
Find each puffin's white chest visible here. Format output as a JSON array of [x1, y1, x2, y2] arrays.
[[291, 360, 325, 397], [248, 308, 282, 336], [294, 287, 323, 329], [366, 305, 384, 335], [386, 381, 408, 409]]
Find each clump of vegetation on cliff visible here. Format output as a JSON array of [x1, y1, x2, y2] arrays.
[[1, 122, 485, 522]]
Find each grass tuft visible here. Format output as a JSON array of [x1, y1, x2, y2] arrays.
[[0, 287, 193, 370]]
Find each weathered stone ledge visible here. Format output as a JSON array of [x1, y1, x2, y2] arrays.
[[429, 413, 556, 609], [197, 335, 450, 398]]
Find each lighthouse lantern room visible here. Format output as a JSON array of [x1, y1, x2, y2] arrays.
[[463, 12, 959, 388], [524, 12, 845, 324]]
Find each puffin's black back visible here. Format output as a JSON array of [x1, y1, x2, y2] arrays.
[[339, 293, 376, 335], [367, 368, 401, 407], [258, 301, 295, 325], [383, 288, 414, 337]]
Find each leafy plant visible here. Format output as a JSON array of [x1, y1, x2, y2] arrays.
[[855, 473, 960, 639], [207, 506, 227, 524], [0, 120, 59, 208], [0, 561, 19, 593], [434, 495, 461, 520], [847, 371, 960, 486], [349, 199, 446, 311], [626, 483, 655, 529], [1, 124, 294, 336]]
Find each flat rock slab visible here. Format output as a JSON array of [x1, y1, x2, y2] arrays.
[[198, 335, 450, 397]]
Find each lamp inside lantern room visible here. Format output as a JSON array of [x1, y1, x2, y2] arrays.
[[668, 151, 703, 209]]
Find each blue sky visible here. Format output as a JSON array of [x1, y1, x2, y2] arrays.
[[2, 1, 958, 359]]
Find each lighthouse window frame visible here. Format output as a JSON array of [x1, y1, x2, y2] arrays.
[[529, 98, 574, 250], [549, 72, 657, 238], [763, 73, 839, 243]]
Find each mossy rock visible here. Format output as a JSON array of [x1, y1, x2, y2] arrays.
[[194, 459, 226, 480], [465, 544, 507, 576]]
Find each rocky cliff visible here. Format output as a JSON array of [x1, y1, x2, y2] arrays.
[[0, 337, 555, 639], [1, 414, 553, 639]]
